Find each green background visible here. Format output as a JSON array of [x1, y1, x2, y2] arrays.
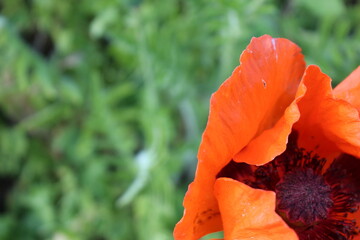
[[0, 0, 359, 239]]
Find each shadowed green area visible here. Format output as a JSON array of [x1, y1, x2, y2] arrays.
[[0, 0, 359, 239]]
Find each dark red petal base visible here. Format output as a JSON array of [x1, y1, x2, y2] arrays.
[[217, 131, 360, 240]]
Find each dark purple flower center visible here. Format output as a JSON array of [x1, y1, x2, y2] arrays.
[[275, 168, 333, 225], [217, 131, 360, 240]]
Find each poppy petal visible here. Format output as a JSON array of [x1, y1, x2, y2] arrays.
[[334, 66, 360, 112], [214, 178, 298, 240], [294, 65, 360, 160], [232, 36, 307, 166], [356, 234, 360, 240], [174, 35, 305, 240], [354, 213, 360, 240], [233, 80, 306, 166]]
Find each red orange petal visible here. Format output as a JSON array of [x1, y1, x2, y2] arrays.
[[233, 80, 306, 166], [331, 67, 360, 232], [334, 66, 360, 112], [174, 35, 305, 240], [232, 36, 307, 166], [214, 178, 298, 240], [294, 65, 360, 161]]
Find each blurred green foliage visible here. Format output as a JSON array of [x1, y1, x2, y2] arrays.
[[0, 0, 359, 239]]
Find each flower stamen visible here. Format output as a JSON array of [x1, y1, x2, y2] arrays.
[[275, 168, 333, 225], [216, 132, 360, 239]]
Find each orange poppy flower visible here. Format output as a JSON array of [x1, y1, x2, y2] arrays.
[[174, 35, 360, 240]]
